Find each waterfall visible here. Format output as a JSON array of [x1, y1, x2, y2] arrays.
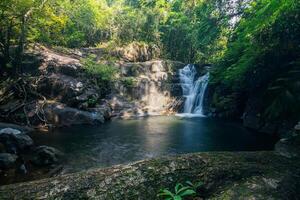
[[178, 64, 209, 116]]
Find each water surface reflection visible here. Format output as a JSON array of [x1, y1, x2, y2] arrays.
[[30, 116, 277, 173]]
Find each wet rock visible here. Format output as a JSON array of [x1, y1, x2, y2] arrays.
[[32, 146, 63, 166], [0, 128, 33, 153], [18, 163, 27, 175], [0, 119, 33, 134], [275, 125, 300, 158], [87, 103, 112, 121], [0, 128, 21, 135], [0, 153, 17, 169], [295, 121, 300, 133], [44, 103, 105, 127]]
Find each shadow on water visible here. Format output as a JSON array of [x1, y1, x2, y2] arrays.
[[30, 116, 278, 173]]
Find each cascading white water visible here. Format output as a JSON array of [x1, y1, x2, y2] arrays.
[[178, 64, 209, 116]]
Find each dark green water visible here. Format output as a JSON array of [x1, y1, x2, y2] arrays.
[[30, 116, 277, 172]]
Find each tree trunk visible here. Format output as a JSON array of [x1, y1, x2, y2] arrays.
[[0, 20, 13, 73], [15, 16, 27, 74], [0, 151, 298, 199]]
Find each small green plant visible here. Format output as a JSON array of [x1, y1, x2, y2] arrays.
[[81, 55, 117, 81], [87, 96, 98, 107], [185, 181, 204, 191], [81, 55, 118, 97], [121, 77, 137, 88], [158, 183, 196, 200]]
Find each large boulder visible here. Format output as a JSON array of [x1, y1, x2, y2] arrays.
[[37, 73, 103, 109], [0, 153, 17, 169], [0, 122, 33, 133], [32, 146, 63, 166], [38, 46, 82, 77], [44, 103, 105, 127], [0, 128, 21, 135], [0, 152, 299, 199], [0, 128, 33, 153], [37, 73, 84, 104]]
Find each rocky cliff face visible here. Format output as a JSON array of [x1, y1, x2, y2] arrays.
[[111, 60, 185, 118], [48, 44, 186, 119], [0, 44, 185, 127]]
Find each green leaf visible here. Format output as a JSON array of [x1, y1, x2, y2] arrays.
[[158, 189, 174, 198], [175, 183, 183, 193], [177, 186, 192, 195], [174, 195, 182, 200], [179, 189, 196, 197], [195, 181, 204, 188], [185, 181, 193, 186]]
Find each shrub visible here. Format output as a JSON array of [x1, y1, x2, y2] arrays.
[[121, 77, 137, 88], [81, 55, 118, 97]]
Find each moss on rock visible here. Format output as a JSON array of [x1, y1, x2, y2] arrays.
[[0, 151, 298, 199]]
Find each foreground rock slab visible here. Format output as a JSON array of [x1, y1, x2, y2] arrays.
[[0, 151, 299, 199]]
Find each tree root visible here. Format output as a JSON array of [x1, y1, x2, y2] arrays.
[[0, 76, 49, 128]]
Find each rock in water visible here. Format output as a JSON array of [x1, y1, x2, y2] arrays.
[[0, 123, 33, 134], [18, 164, 27, 174], [275, 124, 300, 158], [32, 146, 63, 166], [0, 128, 33, 153], [44, 103, 105, 126], [0, 128, 21, 135], [0, 153, 17, 169]]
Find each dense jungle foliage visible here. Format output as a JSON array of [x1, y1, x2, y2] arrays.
[[0, 0, 299, 121], [0, 0, 250, 66], [210, 0, 300, 121]]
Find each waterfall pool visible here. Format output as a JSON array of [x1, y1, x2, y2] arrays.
[[30, 116, 278, 173]]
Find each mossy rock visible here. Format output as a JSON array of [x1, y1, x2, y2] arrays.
[[0, 151, 299, 199]]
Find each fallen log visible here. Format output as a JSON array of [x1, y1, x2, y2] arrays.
[[0, 151, 299, 199]]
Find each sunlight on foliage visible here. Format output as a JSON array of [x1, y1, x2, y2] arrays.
[[81, 55, 118, 96]]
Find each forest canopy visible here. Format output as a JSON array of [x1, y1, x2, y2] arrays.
[[0, 0, 251, 66]]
